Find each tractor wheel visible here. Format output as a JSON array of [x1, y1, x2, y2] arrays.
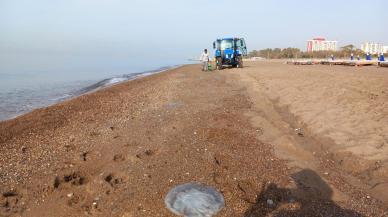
[[237, 57, 243, 68], [216, 57, 223, 70]]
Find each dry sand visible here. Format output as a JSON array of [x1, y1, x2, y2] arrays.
[[236, 62, 388, 203], [0, 62, 388, 216]]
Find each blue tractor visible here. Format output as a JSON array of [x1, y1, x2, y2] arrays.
[[213, 37, 247, 70]]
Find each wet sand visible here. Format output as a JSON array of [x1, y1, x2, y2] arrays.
[[1, 62, 388, 216]]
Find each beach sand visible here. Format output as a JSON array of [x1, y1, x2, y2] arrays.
[[1, 62, 388, 216]]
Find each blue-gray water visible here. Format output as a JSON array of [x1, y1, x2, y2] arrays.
[[0, 64, 181, 121]]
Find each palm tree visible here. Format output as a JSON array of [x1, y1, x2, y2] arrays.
[[340, 44, 356, 58], [341, 44, 356, 51]]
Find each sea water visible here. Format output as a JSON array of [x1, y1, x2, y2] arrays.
[[0, 64, 180, 121]]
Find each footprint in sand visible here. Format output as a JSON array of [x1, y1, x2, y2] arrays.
[[54, 172, 88, 189]]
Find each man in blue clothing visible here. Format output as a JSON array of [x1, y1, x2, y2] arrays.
[[379, 53, 385, 62], [366, 52, 372, 61]]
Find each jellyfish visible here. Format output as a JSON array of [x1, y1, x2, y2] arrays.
[[165, 182, 225, 217]]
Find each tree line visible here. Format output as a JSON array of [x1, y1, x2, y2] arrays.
[[247, 45, 384, 59]]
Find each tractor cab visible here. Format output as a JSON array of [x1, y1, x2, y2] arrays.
[[213, 38, 247, 70]]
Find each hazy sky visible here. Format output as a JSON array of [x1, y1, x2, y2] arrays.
[[1, 0, 387, 74]]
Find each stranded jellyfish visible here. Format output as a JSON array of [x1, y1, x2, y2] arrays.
[[165, 183, 225, 217]]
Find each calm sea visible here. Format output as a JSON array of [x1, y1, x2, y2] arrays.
[[0, 62, 182, 121]]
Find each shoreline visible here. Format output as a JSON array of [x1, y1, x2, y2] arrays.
[[0, 65, 183, 123], [1, 63, 387, 216]]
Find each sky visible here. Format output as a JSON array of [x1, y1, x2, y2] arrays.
[[1, 0, 387, 75]]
